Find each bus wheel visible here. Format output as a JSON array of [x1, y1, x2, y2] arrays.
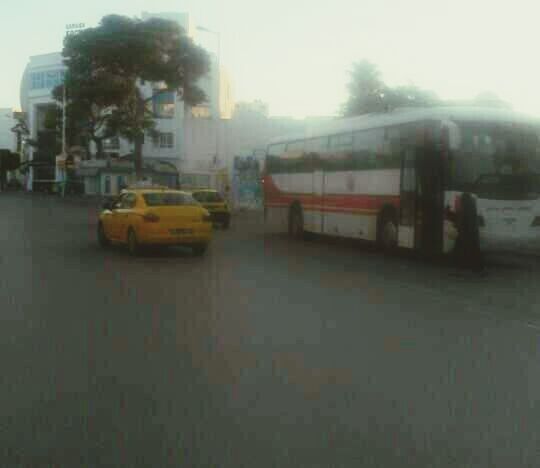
[[288, 205, 304, 240], [377, 210, 398, 252]]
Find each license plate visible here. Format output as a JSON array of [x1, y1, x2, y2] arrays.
[[170, 228, 193, 235]]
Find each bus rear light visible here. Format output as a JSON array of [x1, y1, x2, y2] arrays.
[[531, 217, 540, 227]]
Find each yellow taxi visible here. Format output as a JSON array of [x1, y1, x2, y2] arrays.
[[189, 189, 231, 229], [97, 187, 212, 255]]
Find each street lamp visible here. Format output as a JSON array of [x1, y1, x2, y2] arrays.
[[196, 25, 221, 117], [196, 25, 222, 176]]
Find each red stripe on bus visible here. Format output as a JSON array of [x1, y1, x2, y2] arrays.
[[263, 175, 400, 211], [265, 203, 377, 215]]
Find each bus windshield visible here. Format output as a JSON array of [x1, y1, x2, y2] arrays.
[[449, 122, 540, 200]]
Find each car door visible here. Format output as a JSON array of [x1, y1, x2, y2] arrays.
[[100, 201, 115, 239], [109, 194, 128, 240], [117, 193, 137, 241]]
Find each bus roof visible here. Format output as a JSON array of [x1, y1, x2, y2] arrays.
[[267, 106, 540, 146]]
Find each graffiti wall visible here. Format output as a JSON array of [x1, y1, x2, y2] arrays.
[[233, 155, 263, 209]]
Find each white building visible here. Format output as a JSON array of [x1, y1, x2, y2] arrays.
[[0, 108, 16, 152], [19, 52, 66, 190]]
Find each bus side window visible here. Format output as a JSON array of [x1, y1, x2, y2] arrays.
[[400, 147, 417, 226], [305, 137, 329, 171], [267, 143, 286, 173], [384, 126, 403, 169], [329, 133, 353, 171], [353, 129, 384, 169], [285, 140, 307, 173]]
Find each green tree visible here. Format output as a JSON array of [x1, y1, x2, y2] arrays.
[[472, 92, 511, 109], [343, 60, 440, 116], [61, 14, 210, 175], [0, 150, 20, 190], [343, 60, 388, 116]]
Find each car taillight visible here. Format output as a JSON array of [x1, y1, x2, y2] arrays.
[[143, 212, 160, 222], [531, 217, 540, 227]]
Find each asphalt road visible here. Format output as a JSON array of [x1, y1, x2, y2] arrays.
[[1, 192, 540, 467]]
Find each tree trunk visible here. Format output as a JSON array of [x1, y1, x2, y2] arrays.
[[134, 96, 146, 180], [134, 133, 143, 178]]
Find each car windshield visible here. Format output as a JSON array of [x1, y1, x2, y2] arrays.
[[143, 192, 197, 206], [448, 123, 540, 196], [192, 191, 224, 203]]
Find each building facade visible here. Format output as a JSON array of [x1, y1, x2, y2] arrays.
[[19, 52, 66, 191]]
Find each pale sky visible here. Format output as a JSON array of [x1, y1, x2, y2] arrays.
[[2, 0, 539, 118]]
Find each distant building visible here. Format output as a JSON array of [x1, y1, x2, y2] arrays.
[[234, 100, 269, 119]]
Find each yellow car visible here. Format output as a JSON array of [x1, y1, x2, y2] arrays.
[[189, 189, 231, 229], [97, 187, 212, 255]]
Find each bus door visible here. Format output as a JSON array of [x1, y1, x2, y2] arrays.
[[311, 169, 325, 234], [306, 139, 328, 234], [417, 142, 444, 255], [398, 147, 417, 248], [398, 144, 444, 254]]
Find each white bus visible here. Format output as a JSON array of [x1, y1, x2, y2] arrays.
[[263, 107, 540, 258]]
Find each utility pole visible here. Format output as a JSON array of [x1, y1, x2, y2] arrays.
[[60, 22, 85, 197], [196, 26, 222, 174], [62, 84, 66, 155]]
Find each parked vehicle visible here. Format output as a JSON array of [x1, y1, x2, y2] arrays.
[[98, 187, 212, 256], [190, 189, 231, 229]]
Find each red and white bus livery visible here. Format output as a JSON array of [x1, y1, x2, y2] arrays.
[[263, 107, 540, 257]]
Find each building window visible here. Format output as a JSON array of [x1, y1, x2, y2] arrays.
[[152, 91, 175, 119], [30, 70, 64, 90], [45, 71, 59, 89], [190, 105, 211, 118], [31, 72, 44, 90], [155, 132, 174, 149]]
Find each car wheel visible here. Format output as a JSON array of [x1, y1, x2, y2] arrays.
[[98, 222, 110, 248], [377, 209, 398, 252], [127, 228, 139, 256], [192, 243, 208, 256]]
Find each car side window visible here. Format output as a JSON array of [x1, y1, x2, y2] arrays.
[[112, 194, 126, 209], [122, 193, 137, 209]]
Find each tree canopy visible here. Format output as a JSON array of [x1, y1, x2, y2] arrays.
[[59, 14, 210, 172], [343, 60, 441, 116]]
